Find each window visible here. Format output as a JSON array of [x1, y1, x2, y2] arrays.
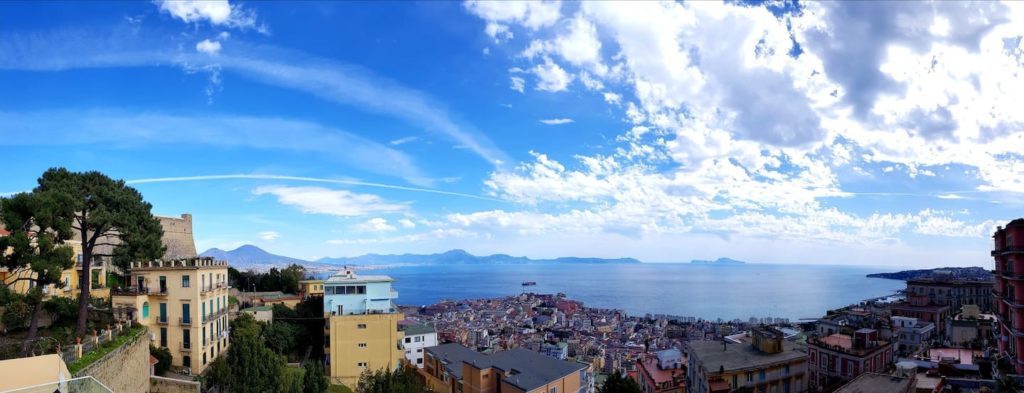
[[759, 370, 765, 381], [415, 336, 422, 343], [159, 303, 167, 323], [202, 303, 206, 320], [418, 358, 423, 364], [183, 329, 191, 346], [357, 324, 367, 329], [358, 343, 367, 348], [784, 364, 790, 374], [549, 388, 557, 393], [160, 327, 167, 347], [405, 337, 412, 343], [746, 372, 753, 382], [182, 303, 191, 323], [183, 356, 191, 370], [142, 302, 150, 319], [182, 275, 190, 288], [357, 362, 368, 368]]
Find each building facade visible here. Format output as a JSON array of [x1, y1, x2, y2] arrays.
[[635, 349, 685, 393], [421, 343, 586, 393], [111, 257, 231, 374], [323, 269, 404, 387], [993, 218, 1024, 374], [687, 327, 808, 393], [806, 329, 893, 391], [906, 278, 994, 313], [299, 279, 325, 298], [400, 323, 438, 368], [891, 316, 935, 355]]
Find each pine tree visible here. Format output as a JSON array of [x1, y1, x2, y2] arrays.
[[597, 371, 643, 393]]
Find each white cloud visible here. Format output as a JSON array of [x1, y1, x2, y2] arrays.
[[539, 118, 573, 125], [195, 39, 221, 55], [389, 136, 419, 146], [509, 76, 525, 93], [157, 0, 266, 32], [602, 92, 622, 105], [252, 185, 408, 217], [464, 1, 562, 40], [350, 218, 398, 233], [532, 58, 573, 92], [398, 219, 417, 229], [258, 231, 279, 241]]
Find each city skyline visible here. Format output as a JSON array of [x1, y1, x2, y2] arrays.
[[4, 1, 1024, 267]]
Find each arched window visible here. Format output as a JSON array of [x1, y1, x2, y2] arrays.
[[142, 302, 150, 319]]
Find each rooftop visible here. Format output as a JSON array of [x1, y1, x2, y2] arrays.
[[425, 343, 586, 391], [834, 373, 912, 393], [242, 306, 274, 312], [325, 273, 394, 284], [687, 340, 806, 373], [638, 355, 683, 385], [402, 323, 436, 336], [808, 334, 889, 357]]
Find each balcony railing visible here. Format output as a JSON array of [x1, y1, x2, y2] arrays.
[[180, 342, 192, 351], [111, 287, 168, 296], [156, 316, 168, 325], [1003, 296, 1024, 309], [1003, 272, 1024, 281], [179, 317, 192, 325], [993, 247, 1024, 256]]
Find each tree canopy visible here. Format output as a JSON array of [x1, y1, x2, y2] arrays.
[[597, 371, 643, 393], [0, 190, 76, 354], [355, 367, 432, 393], [34, 168, 165, 335]]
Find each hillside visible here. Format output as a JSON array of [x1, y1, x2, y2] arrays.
[[690, 257, 747, 265], [866, 266, 992, 281]]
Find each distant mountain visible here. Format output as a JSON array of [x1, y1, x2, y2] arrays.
[[867, 267, 992, 281], [690, 257, 747, 265], [200, 245, 310, 270], [200, 246, 641, 272], [317, 249, 641, 265]]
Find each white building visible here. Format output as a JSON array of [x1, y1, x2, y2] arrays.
[[892, 316, 935, 354], [400, 323, 437, 368]]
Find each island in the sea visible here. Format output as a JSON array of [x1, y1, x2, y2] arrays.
[[690, 257, 746, 265], [866, 266, 992, 281]]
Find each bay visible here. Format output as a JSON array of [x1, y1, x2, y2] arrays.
[[318, 263, 906, 321]]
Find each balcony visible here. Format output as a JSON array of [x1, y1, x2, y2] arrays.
[[179, 317, 193, 326], [201, 286, 214, 295], [156, 316, 168, 325], [180, 342, 192, 352], [1003, 272, 1024, 281], [993, 247, 1024, 256], [1003, 296, 1024, 309]]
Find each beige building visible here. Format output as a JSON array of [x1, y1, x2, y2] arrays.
[[112, 257, 230, 374], [421, 343, 587, 393], [687, 327, 808, 393], [323, 269, 404, 387]]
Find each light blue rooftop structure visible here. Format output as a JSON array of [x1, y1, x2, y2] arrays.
[[323, 268, 398, 316]]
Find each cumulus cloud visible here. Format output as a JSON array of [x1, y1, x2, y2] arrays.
[[464, 0, 561, 41], [195, 39, 221, 55], [509, 76, 525, 93], [258, 231, 279, 241], [539, 118, 573, 125], [252, 185, 407, 217], [350, 218, 398, 233], [532, 58, 572, 92], [157, 0, 266, 32]]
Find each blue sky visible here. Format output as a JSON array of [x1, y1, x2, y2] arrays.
[[3, 1, 1024, 267]]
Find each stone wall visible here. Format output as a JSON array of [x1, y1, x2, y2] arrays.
[[158, 214, 197, 259], [150, 376, 200, 393], [74, 328, 152, 393]]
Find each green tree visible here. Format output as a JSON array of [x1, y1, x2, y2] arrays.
[[204, 357, 232, 392], [281, 264, 305, 294], [43, 296, 78, 328], [0, 190, 76, 355], [597, 371, 642, 393], [282, 367, 304, 393], [355, 367, 431, 393], [303, 361, 329, 393], [226, 313, 286, 393], [35, 168, 165, 336], [996, 375, 1022, 393], [2, 300, 30, 330], [263, 321, 300, 356], [150, 345, 173, 375]]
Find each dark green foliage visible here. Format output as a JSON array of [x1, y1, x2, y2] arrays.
[[204, 357, 232, 392], [355, 367, 431, 393], [598, 371, 643, 393], [227, 325, 285, 393], [303, 361, 329, 393], [282, 367, 305, 393], [150, 345, 173, 375], [229, 264, 306, 294], [43, 296, 78, 328], [0, 286, 16, 306], [996, 376, 1022, 393], [230, 313, 262, 340], [34, 168, 165, 335], [2, 300, 30, 329], [263, 321, 300, 356]]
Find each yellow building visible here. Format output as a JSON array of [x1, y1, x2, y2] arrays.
[[686, 327, 808, 393], [323, 269, 404, 387], [112, 257, 230, 374], [0, 240, 110, 300], [299, 279, 324, 298]]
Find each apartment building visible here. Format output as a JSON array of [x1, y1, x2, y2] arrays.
[[635, 348, 686, 393], [906, 277, 993, 312], [806, 329, 893, 391], [993, 218, 1024, 373], [421, 343, 587, 393], [687, 327, 808, 393], [299, 279, 325, 298], [400, 323, 437, 368], [112, 257, 231, 374], [891, 316, 935, 355], [323, 268, 404, 387]]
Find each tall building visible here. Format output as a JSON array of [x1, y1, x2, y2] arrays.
[[111, 257, 231, 374], [400, 323, 437, 368], [323, 268, 404, 387], [421, 343, 586, 393], [686, 327, 808, 393], [806, 329, 893, 391], [993, 218, 1024, 374], [905, 278, 993, 313]]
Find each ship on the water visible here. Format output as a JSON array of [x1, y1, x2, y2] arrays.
[[521, 281, 537, 286]]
